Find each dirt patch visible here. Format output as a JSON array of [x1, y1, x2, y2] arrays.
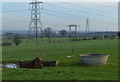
[[19, 58, 43, 69], [19, 57, 59, 69]]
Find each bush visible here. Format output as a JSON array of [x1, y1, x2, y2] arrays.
[[13, 34, 21, 45], [92, 37, 97, 40], [117, 32, 120, 38], [2, 42, 11, 46], [104, 35, 107, 39], [83, 38, 87, 40]]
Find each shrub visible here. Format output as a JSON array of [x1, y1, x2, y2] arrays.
[[117, 32, 120, 38], [83, 38, 87, 40], [92, 37, 97, 40], [13, 34, 21, 45], [2, 42, 11, 46]]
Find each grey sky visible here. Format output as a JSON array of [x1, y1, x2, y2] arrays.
[[2, 1, 118, 32]]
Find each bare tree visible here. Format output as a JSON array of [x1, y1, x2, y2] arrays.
[[59, 29, 67, 37], [44, 28, 52, 43], [13, 34, 21, 45], [44, 28, 52, 38]]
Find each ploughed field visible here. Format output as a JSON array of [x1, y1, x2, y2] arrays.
[[2, 38, 118, 80]]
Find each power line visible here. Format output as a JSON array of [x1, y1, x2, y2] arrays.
[[3, 9, 29, 13], [3, 9, 117, 26], [44, 3, 117, 17], [3, 2, 117, 21], [88, 2, 118, 8], [3, 8, 117, 26], [61, 2, 117, 16], [42, 9, 117, 31], [43, 8, 117, 24], [2, 2, 117, 31], [4, 3, 117, 18], [43, 3, 117, 22]]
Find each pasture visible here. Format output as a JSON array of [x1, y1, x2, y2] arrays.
[[2, 38, 118, 80]]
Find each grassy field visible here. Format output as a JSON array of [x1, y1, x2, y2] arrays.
[[2, 38, 118, 80]]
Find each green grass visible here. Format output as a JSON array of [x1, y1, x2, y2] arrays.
[[2, 38, 118, 80]]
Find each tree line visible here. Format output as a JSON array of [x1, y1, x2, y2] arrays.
[[2, 28, 120, 46]]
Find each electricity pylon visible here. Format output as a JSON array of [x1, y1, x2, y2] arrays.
[[27, 0, 44, 43], [67, 24, 80, 41], [85, 18, 90, 37]]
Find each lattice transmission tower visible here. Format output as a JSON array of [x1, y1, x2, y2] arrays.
[[85, 18, 90, 36], [67, 24, 80, 55], [27, 0, 44, 43], [68, 25, 80, 41]]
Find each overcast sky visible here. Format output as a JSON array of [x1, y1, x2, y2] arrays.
[[1, 1, 118, 32]]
